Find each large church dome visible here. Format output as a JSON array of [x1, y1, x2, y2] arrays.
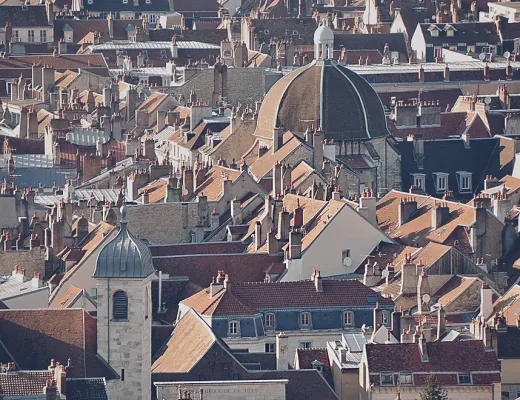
[[256, 26, 389, 141]]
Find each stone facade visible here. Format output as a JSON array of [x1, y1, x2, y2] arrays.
[[96, 276, 152, 400]]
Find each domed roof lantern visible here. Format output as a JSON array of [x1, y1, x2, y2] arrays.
[[94, 197, 155, 279], [314, 23, 334, 60]]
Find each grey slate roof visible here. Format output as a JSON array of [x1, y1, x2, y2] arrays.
[[66, 378, 109, 400], [94, 204, 155, 279]]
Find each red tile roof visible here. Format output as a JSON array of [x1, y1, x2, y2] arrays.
[[150, 241, 246, 257], [295, 348, 330, 371], [0, 371, 54, 396], [366, 340, 500, 381], [152, 253, 284, 288], [0, 309, 115, 379]]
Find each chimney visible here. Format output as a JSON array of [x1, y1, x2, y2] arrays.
[[398, 197, 417, 226], [359, 189, 377, 225], [209, 272, 224, 297], [444, 63, 450, 82], [363, 259, 382, 287], [391, 308, 402, 340], [267, 228, 279, 256], [277, 208, 290, 241], [276, 332, 289, 370], [373, 302, 383, 333], [400, 254, 418, 295], [394, 101, 418, 128], [211, 209, 220, 231], [461, 132, 470, 148], [418, 332, 429, 362], [313, 129, 324, 172], [254, 221, 262, 251], [431, 202, 450, 229], [484, 175, 500, 190], [288, 228, 302, 259], [492, 188, 511, 223], [436, 306, 446, 341], [55, 364, 67, 396], [273, 161, 282, 198], [43, 379, 58, 400], [223, 274, 231, 292], [231, 197, 242, 225], [293, 201, 304, 229], [480, 281, 493, 320], [473, 200, 487, 237], [418, 65, 425, 83], [313, 268, 323, 292]]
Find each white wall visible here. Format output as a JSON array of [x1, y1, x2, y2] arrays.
[[12, 27, 53, 43], [3, 288, 49, 309]]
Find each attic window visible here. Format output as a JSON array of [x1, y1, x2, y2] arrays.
[[399, 372, 413, 385], [411, 173, 425, 191], [457, 171, 472, 192], [446, 29, 454, 37], [458, 372, 472, 385], [380, 372, 394, 386], [433, 172, 448, 193]]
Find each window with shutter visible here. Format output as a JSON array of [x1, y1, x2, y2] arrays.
[[113, 291, 128, 320]]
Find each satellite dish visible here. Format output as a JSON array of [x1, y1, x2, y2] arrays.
[[484, 97, 492, 105], [479, 53, 486, 61], [432, 14, 436, 21], [343, 257, 352, 267], [182, 188, 188, 196], [382, 269, 390, 279], [422, 294, 431, 303], [389, 112, 395, 121], [504, 51, 511, 59]]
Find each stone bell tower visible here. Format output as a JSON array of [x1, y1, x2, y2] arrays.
[[94, 202, 155, 400]]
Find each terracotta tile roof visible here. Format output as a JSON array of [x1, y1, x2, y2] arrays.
[[0, 371, 54, 396], [377, 191, 479, 247], [79, 221, 116, 252], [378, 89, 463, 113], [0, 309, 115, 379], [337, 154, 372, 169], [0, 248, 46, 279], [137, 177, 168, 204], [151, 279, 202, 324], [137, 92, 170, 113], [500, 175, 520, 194], [182, 287, 257, 316], [37, 109, 54, 138], [301, 200, 345, 252], [153, 253, 284, 288], [183, 279, 393, 313], [54, 19, 144, 44], [491, 283, 520, 325], [53, 284, 83, 308], [295, 348, 330, 371], [283, 193, 326, 226], [152, 310, 222, 373], [290, 161, 314, 188], [249, 133, 310, 180], [0, 54, 108, 70], [150, 241, 245, 257], [193, 166, 242, 201], [436, 276, 480, 310], [366, 340, 500, 379]]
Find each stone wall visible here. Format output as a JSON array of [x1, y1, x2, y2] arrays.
[[97, 276, 152, 400]]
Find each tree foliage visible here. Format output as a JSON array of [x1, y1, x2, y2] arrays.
[[419, 374, 448, 400]]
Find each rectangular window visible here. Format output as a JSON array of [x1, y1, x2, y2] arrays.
[[90, 288, 98, 298], [457, 172, 472, 191], [299, 342, 312, 349], [265, 313, 275, 328], [28, 30, 35, 43], [434, 173, 448, 192], [40, 30, 47, 42], [265, 343, 275, 353], [412, 174, 425, 190], [399, 372, 413, 385], [300, 312, 310, 327], [458, 373, 471, 385], [121, 368, 125, 381], [229, 321, 238, 335], [380, 372, 394, 386], [13, 30, 19, 42], [343, 311, 354, 325], [148, 14, 156, 24]]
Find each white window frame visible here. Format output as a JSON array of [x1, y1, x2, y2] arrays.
[[457, 171, 472, 192], [382, 311, 389, 325], [299, 341, 312, 349], [433, 173, 448, 192], [411, 173, 425, 190], [12, 30, 19, 42], [343, 311, 354, 326], [265, 313, 275, 329], [380, 372, 394, 386], [28, 30, 35, 43], [228, 320, 239, 336], [39, 30, 47, 43], [399, 371, 413, 385], [457, 372, 472, 385], [300, 312, 311, 328]]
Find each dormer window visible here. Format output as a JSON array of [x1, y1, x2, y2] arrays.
[[399, 371, 413, 385], [428, 25, 441, 37], [411, 173, 425, 191], [457, 171, 472, 192], [343, 311, 354, 326], [433, 172, 449, 193], [380, 372, 394, 386], [300, 312, 311, 328], [228, 320, 240, 336], [458, 372, 472, 385], [265, 313, 275, 329]]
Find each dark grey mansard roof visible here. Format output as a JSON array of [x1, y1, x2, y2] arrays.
[[94, 204, 155, 279]]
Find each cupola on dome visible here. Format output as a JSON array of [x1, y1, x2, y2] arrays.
[[94, 203, 155, 279]]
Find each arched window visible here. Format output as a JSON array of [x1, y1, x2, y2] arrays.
[[113, 291, 128, 321]]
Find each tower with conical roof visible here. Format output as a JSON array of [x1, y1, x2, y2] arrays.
[[94, 202, 155, 400]]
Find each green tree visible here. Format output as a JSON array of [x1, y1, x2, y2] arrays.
[[419, 374, 448, 400]]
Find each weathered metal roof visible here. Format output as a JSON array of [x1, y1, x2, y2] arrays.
[[94, 204, 155, 279]]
